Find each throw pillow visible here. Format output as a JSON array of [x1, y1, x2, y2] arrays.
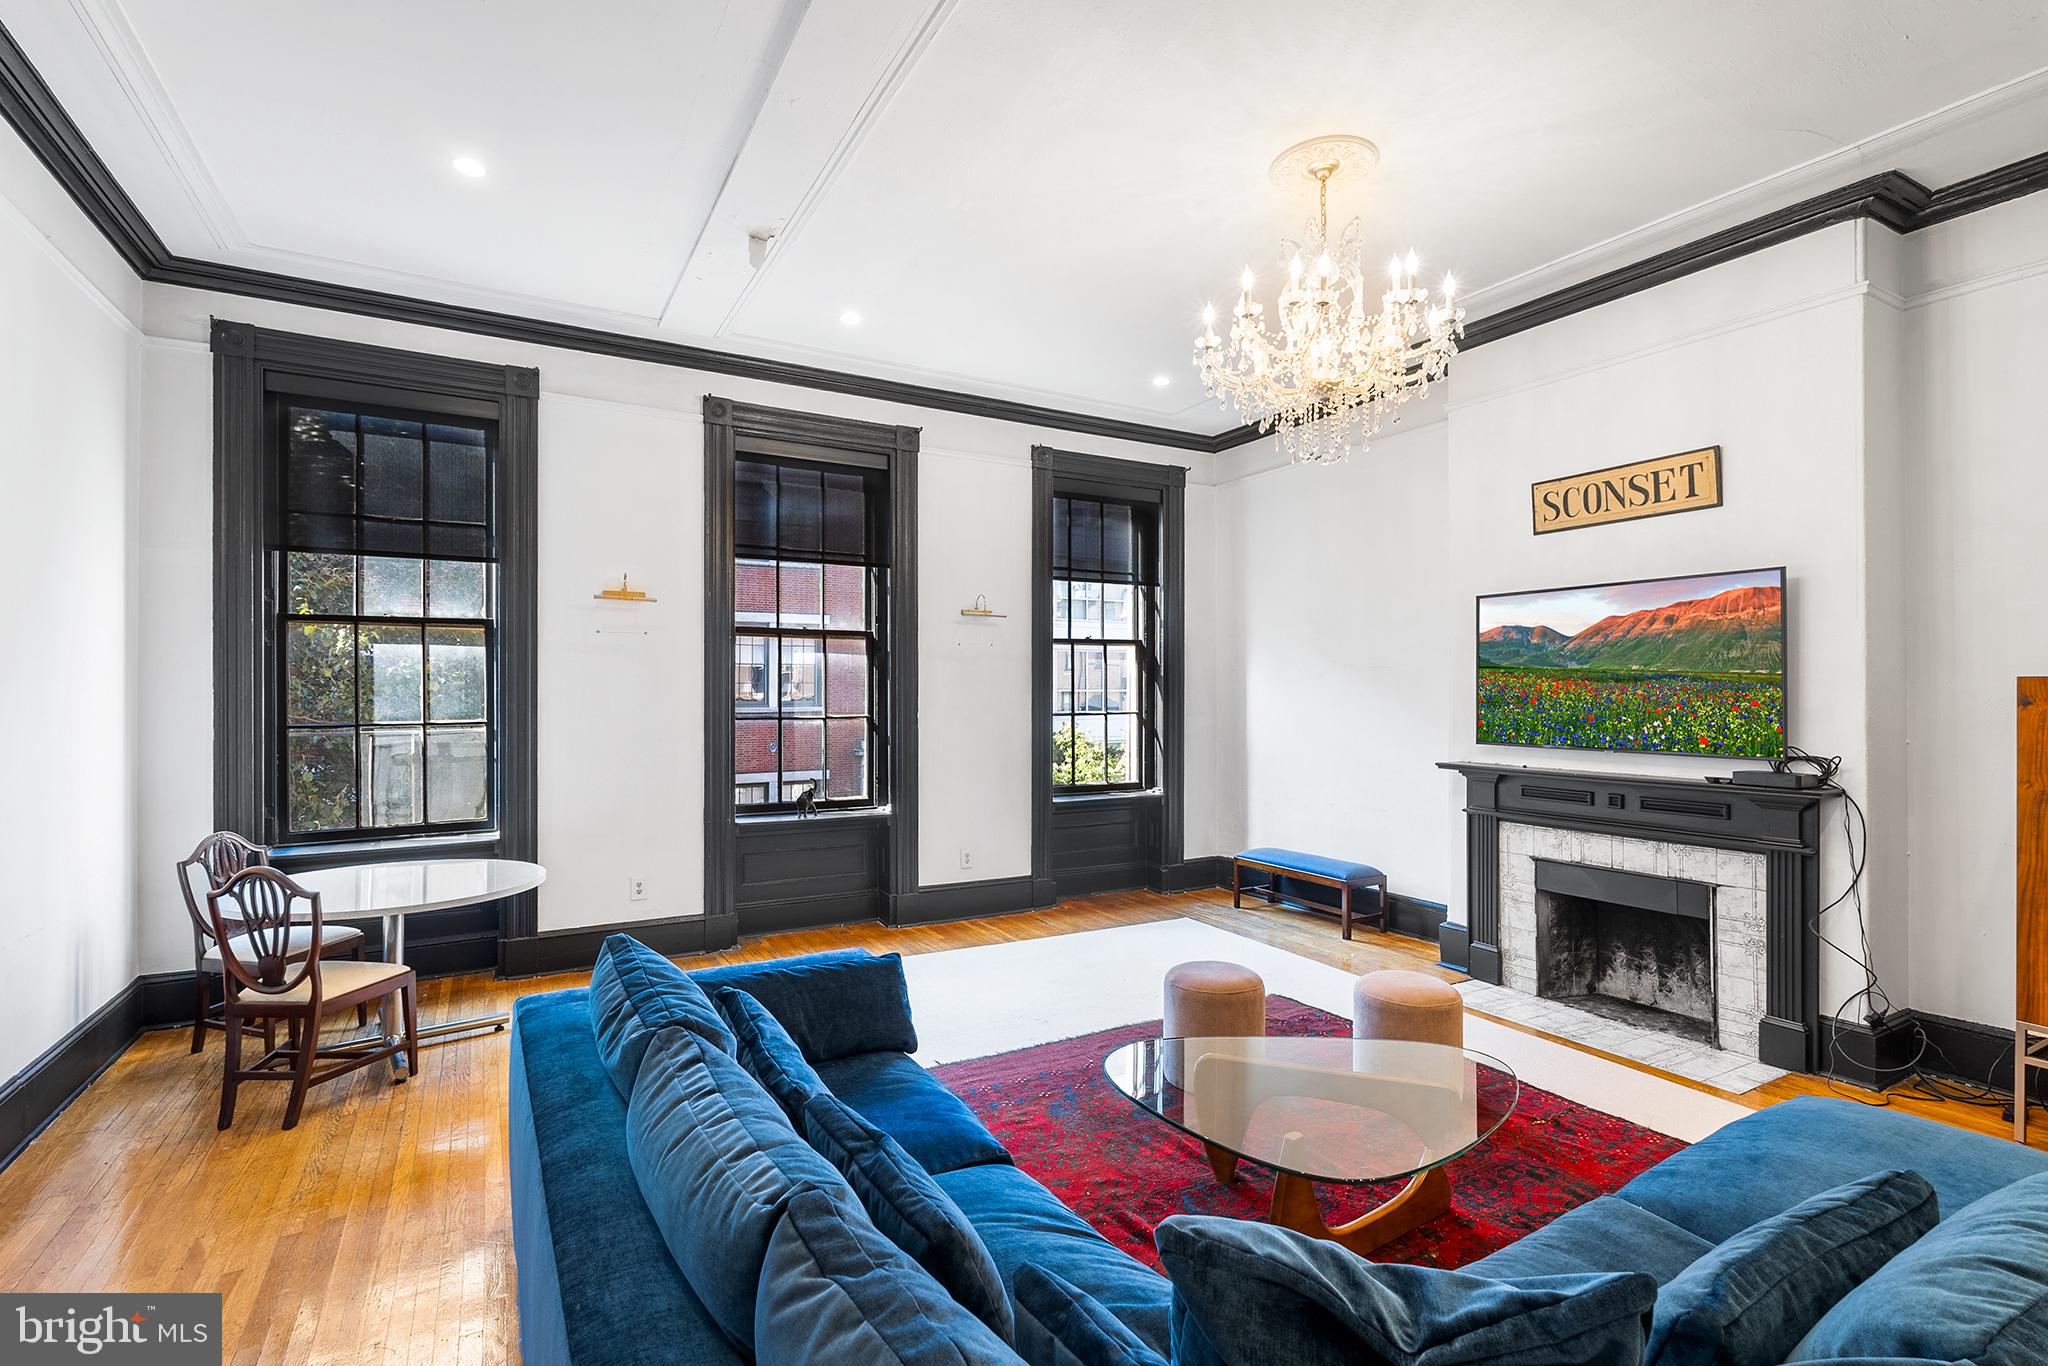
[[692, 949, 918, 1060], [588, 933, 734, 1098], [802, 1091, 1014, 1343], [1014, 1262, 1169, 1366], [1646, 1168, 1938, 1366], [1156, 1214, 1655, 1366], [715, 988, 829, 1125], [1789, 1170, 2048, 1365], [754, 1187, 1022, 1365]]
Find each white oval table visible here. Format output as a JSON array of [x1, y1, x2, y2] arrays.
[[290, 857, 545, 1063]]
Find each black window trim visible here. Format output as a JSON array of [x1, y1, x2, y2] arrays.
[[704, 396, 919, 935], [212, 320, 539, 951], [1031, 447, 1186, 900]]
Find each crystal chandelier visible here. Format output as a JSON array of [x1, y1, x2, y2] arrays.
[[1194, 136, 1463, 464]]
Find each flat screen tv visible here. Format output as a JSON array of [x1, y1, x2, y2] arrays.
[[1476, 567, 1786, 758]]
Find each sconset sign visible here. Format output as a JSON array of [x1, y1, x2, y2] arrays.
[[1531, 446, 1722, 535]]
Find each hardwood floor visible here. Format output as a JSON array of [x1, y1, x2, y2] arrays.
[[0, 887, 2035, 1363]]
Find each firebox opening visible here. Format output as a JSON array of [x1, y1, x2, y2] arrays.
[[1535, 889, 1717, 1047]]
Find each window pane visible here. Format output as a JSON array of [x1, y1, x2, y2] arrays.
[[427, 626, 487, 721], [1104, 714, 1137, 785], [286, 622, 356, 723], [735, 782, 769, 807], [1105, 644, 1139, 712], [1073, 715, 1109, 783], [1068, 499, 1102, 574], [735, 559, 777, 622], [427, 426, 488, 524], [826, 638, 869, 717], [1051, 497, 1071, 572], [1101, 583, 1136, 640], [361, 416, 424, 520], [825, 719, 868, 800], [824, 564, 867, 629], [287, 552, 355, 615], [778, 466, 823, 553], [736, 718, 777, 780], [1054, 645, 1074, 713], [1051, 580, 1070, 637], [362, 556, 424, 616], [426, 725, 489, 823], [360, 625, 424, 723], [780, 639, 823, 713], [1077, 644, 1107, 712], [361, 727, 424, 826], [1071, 581, 1102, 640], [778, 563, 822, 626], [781, 718, 824, 779], [1052, 723, 1075, 786], [287, 728, 357, 832], [427, 559, 486, 618], [734, 635, 770, 707], [823, 470, 866, 558], [1102, 503, 1135, 580], [735, 461, 778, 553], [287, 408, 357, 518]]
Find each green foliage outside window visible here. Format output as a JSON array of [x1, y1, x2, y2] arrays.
[[1053, 724, 1126, 787]]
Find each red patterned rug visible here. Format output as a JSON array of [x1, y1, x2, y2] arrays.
[[931, 997, 1684, 1270]]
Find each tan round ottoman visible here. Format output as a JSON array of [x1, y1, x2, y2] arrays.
[[1352, 969, 1464, 1047], [1163, 961, 1265, 1086]]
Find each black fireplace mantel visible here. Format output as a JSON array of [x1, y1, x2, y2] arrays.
[[1438, 761, 1843, 1072]]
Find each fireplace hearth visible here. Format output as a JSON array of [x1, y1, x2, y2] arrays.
[[1439, 762, 1840, 1073]]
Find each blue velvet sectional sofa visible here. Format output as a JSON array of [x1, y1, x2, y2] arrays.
[[510, 941, 2048, 1365]]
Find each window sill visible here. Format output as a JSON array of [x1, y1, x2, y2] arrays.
[[735, 808, 890, 828], [1052, 790, 1161, 805], [270, 829, 501, 870]]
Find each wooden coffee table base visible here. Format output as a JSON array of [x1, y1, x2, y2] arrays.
[[1269, 1166, 1452, 1255]]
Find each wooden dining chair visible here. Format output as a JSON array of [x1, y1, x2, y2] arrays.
[[177, 831, 368, 1053], [206, 866, 419, 1131]]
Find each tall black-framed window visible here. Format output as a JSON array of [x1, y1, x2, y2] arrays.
[[213, 320, 539, 965], [271, 401, 499, 841], [1050, 494, 1157, 792], [732, 454, 888, 812]]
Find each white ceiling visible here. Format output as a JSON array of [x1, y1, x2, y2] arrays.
[[8, 0, 2048, 431]]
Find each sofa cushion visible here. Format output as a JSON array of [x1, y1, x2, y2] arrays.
[[1156, 1214, 1655, 1366], [1646, 1169, 1938, 1366], [803, 1091, 1014, 1343], [754, 1186, 1024, 1365], [509, 990, 744, 1366], [1013, 1263, 1169, 1366], [815, 1050, 1012, 1175], [691, 949, 918, 1061], [589, 933, 734, 1098], [625, 1026, 853, 1353], [1788, 1170, 2048, 1365], [717, 988, 829, 1125], [1465, 1195, 1715, 1286], [1620, 1096, 2048, 1246], [936, 1163, 1172, 1358]]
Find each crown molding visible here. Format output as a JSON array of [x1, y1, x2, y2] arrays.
[[4, 18, 2047, 460]]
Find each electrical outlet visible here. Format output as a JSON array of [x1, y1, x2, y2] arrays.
[[628, 876, 648, 902], [959, 849, 974, 870]]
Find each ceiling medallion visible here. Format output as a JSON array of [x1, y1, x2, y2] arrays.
[[1195, 135, 1462, 465]]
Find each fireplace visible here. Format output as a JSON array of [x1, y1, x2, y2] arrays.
[[1532, 860, 1716, 1046], [1439, 762, 1839, 1073]]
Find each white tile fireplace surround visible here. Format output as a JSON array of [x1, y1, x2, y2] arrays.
[[1477, 821, 1786, 1091]]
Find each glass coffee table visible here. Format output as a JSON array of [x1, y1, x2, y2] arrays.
[[1102, 1036, 1520, 1253]]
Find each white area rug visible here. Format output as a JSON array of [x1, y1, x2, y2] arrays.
[[899, 917, 1750, 1144]]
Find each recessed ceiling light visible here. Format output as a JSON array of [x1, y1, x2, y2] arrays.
[[1152, 374, 1172, 388], [839, 310, 862, 327], [451, 156, 487, 179]]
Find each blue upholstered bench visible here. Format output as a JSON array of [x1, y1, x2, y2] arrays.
[[1232, 847, 1388, 940]]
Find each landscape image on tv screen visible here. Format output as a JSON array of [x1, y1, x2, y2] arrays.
[[1476, 568, 1786, 758]]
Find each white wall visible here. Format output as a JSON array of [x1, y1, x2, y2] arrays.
[[130, 284, 1236, 964], [1219, 223, 1906, 1019], [0, 134, 146, 1079], [1900, 192, 2048, 1026]]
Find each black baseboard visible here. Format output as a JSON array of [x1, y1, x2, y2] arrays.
[[1819, 1010, 1924, 1090], [891, 876, 1046, 927], [498, 914, 730, 978], [1387, 893, 1449, 944], [0, 980, 144, 1172], [1154, 857, 1231, 894], [1438, 920, 1472, 972], [1909, 1011, 2045, 1106]]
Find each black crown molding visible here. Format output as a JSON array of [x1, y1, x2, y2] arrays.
[[4, 19, 2048, 459]]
